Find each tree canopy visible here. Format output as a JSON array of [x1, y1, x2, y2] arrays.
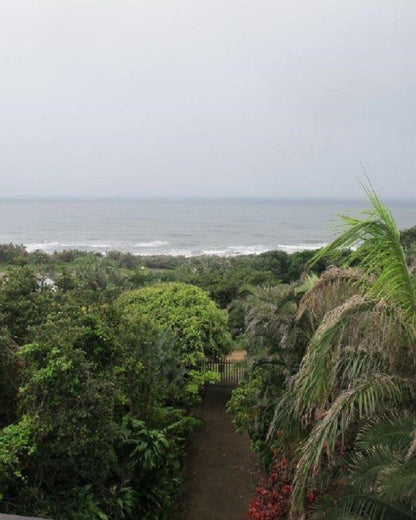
[[117, 282, 232, 364]]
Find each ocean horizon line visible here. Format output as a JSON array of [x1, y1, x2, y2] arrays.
[[0, 196, 415, 204]]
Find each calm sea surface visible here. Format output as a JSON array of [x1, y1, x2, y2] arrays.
[[0, 199, 414, 256]]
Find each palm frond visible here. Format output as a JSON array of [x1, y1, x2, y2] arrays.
[[407, 432, 416, 461], [357, 413, 416, 453], [312, 412, 416, 519], [297, 267, 362, 323], [380, 457, 416, 502], [293, 295, 371, 417], [312, 490, 415, 520], [266, 388, 305, 446], [295, 273, 319, 296], [293, 290, 413, 425], [348, 445, 396, 491], [309, 187, 416, 322], [291, 375, 416, 516]]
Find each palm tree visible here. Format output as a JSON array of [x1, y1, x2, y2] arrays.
[[268, 187, 416, 518]]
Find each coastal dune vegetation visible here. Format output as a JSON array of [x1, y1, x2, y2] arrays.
[[0, 190, 415, 519]]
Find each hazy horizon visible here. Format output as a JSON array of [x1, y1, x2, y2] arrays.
[[0, 195, 415, 203]]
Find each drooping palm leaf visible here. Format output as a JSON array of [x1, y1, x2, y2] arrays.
[[297, 267, 362, 324], [266, 388, 305, 447], [292, 295, 372, 417], [294, 298, 413, 421], [291, 375, 416, 516], [309, 187, 416, 322]]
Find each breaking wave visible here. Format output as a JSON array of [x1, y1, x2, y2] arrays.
[[24, 241, 327, 257]]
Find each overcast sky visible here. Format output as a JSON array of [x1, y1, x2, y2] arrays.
[[1, 0, 415, 199]]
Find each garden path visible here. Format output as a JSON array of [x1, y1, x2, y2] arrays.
[[172, 386, 261, 520]]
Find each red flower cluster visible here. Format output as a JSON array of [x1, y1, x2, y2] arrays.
[[246, 456, 316, 520], [246, 457, 292, 520]]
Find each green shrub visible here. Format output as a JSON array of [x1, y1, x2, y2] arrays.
[[117, 283, 232, 364]]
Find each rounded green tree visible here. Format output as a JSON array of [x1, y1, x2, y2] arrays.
[[117, 282, 232, 365]]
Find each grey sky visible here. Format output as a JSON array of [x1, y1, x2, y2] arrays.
[[1, 0, 415, 199]]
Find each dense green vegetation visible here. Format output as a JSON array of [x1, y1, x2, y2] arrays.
[[0, 238, 327, 518], [229, 190, 416, 519], [0, 192, 414, 519], [117, 283, 232, 363], [0, 271, 226, 518]]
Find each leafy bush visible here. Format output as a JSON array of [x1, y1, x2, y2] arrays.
[[117, 283, 232, 364]]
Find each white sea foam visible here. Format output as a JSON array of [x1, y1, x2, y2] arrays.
[[25, 241, 328, 257], [137, 243, 327, 257], [25, 242, 61, 253], [198, 243, 327, 257], [134, 240, 170, 248], [202, 245, 271, 256], [133, 248, 196, 257], [63, 243, 111, 249], [276, 243, 328, 254]]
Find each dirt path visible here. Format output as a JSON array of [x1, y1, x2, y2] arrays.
[[226, 350, 247, 361], [172, 386, 261, 520]]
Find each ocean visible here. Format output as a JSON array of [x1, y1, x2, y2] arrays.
[[0, 199, 414, 257]]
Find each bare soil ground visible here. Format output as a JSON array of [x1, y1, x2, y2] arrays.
[[172, 386, 261, 520]]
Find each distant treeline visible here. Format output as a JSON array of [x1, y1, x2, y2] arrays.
[[0, 243, 330, 306]]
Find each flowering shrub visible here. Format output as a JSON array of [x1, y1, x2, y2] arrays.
[[246, 455, 316, 520]]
